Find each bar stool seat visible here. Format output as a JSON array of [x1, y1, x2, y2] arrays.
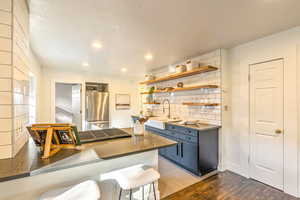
[[114, 165, 160, 200]]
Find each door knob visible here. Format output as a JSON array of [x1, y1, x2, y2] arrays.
[[275, 129, 283, 134]]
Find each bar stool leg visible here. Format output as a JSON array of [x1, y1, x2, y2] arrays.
[[119, 188, 122, 200], [152, 182, 157, 200], [147, 184, 151, 200], [130, 189, 132, 200], [142, 186, 144, 200]]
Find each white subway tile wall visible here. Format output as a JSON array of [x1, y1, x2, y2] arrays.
[[141, 50, 222, 125]]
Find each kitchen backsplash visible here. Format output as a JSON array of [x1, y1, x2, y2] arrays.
[[140, 50, 222, 125]]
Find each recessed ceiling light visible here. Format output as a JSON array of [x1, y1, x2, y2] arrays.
[[92, 41, 102, 49], [121, 68, 127, 72], [82, 62, 89, 67], [145, 53, 153, 60]]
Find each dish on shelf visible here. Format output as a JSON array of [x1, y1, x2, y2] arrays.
[[186, 60, 199, 71], [144, 74, 155, 81], [175, 65, 187, 73]]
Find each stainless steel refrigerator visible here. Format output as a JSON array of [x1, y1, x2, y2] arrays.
[[85, 83, 109, 130]]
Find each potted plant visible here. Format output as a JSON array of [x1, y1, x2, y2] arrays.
[[146, 86, 155, 103]]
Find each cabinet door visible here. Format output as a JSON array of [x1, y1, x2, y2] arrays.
[[165, 142, 180, 162], [180, 141, 198, 173], [159, 147, 166, 156]]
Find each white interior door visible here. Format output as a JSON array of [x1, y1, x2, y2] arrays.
[[249, 59, 284, 190]]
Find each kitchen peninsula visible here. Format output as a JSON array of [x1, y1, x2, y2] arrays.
[[0, 128, 176, 200]]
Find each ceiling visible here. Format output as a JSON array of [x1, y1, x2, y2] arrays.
[[29, 0, 300, 76]]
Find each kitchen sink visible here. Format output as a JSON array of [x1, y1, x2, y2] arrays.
[[145, 117, 181, 130]]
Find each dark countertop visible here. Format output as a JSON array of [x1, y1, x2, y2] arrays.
[[0, 128, 176, 182], [131, 115, 220, 131], [166, 122, 221, 131]]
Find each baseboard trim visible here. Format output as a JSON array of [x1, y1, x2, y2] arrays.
[[225, 161, 247, 177]]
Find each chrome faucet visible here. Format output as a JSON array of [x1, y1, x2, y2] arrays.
[[162, 99, 170, 119]]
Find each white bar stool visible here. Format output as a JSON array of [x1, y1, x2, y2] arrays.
[[114, 166, 160, 200]]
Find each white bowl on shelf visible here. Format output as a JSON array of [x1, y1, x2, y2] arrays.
[[175, 65, 187, 73]]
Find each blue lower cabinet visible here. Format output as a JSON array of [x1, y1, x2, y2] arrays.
[[158, 148, 166, 156], [145, 125, 219, 176], [198, 129, 219, 175], [165, 141, 180, 162], [179, 141, 198, 174]]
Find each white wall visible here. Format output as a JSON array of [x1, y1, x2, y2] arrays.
[[29, 50, 43, 124], [227, 26, 300, 196], [40, 67, 142, 128]]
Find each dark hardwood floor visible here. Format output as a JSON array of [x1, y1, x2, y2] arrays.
[[162, 171, 298, 200]]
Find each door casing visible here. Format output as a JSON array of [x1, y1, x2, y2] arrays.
[[248, 58, 284, 189]]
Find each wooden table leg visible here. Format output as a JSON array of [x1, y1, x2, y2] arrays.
[[42, 128, 53, 159]]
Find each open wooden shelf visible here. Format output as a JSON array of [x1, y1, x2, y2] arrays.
[[140, 84, 218, 94], [141, 91, 161, 94], [182, 102, 220, 106], [140, 66, 218, 85], [143, 102, 161, 105]]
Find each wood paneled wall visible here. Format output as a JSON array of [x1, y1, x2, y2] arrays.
[[0, 0, 35, 159], [0, 0, 13, 158]]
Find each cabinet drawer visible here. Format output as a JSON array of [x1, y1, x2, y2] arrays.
[[146, 125, 197, 143], [146, 126, 173, 136], [184, 128, 198, 137], [180, 135, 198, 143], [145, 126, 163, 134], [166, 124, 182, 131], [166, 124, 198, 137]]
